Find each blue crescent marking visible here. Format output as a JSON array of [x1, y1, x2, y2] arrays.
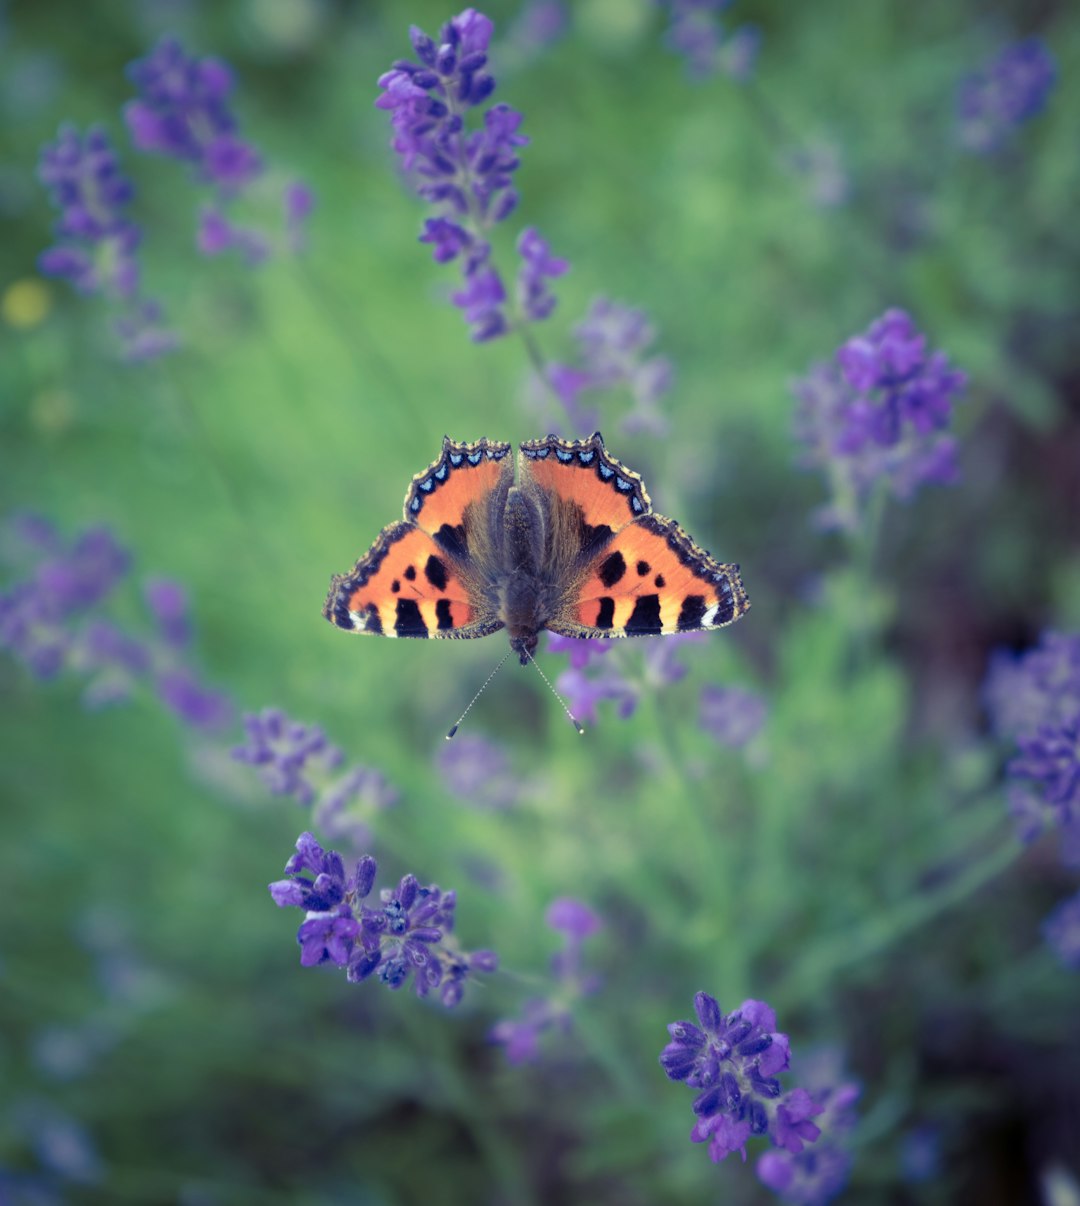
[[599, 464, 614, 479]]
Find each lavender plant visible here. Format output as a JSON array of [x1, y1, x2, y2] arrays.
[[956, 39, 1057, 154]]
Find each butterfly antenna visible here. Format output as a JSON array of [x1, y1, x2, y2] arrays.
[[446, 649, 513, 739], [524, 648, 586, 736]]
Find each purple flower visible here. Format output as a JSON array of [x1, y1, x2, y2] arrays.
[[755, 1052, 860, 1204], [125, 37, 261, 192], [957, 39, 1056, 154], [491, 896, 602, 1063], [232, 708, 343, 806], [793, 309, 967, 530], [124, 36, 310, 265], [556, 664, 638, 725], [661, 993, 821, 1165], [1042, 889, 1080, 970], [0, 521, 129, 677], [38, 125, 140, 298], [985, 633, 1080, 862], [377, 9, 566, 339], [155, 669, 234, 732], [37, 125, 178, 360], [544, 632, 613, 670], [143, 578, 190, 648], [437, 732, 523, 810], [540, 297, 673, 438], [661, 1, 761, 82], [700, 683, 767, 748], [270, 833, 497, 1006], [516, 226, 569, 321]]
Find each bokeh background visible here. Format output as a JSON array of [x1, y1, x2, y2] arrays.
[[2, 0, 1079, 1202]]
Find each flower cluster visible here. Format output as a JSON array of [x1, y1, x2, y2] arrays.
[[551, 631, 701, 725], [437, 732, 526, 810], [699, 683, 767, 749], [535, 297, 674, 438], [125, 36, 312, 264], [376, 8, 567, 340], [956, 39, 1057, 155], [1042, 890, 1080, 970], [37, 125, 178, 360], [38, 37, 312, 358], [661, 993, 823, 1167], [793, 308, 968, 531], [490, 897, 602, 1063], [269, 832, 497, 1007], [233, 708, 398, 848], [660, 0, 761, 82], [984, 631, 1080, 863], [756, 1051, 860, 1204], [0, 514, 231, 731]]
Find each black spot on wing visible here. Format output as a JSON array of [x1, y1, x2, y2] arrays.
[[404, 565, 417, 582], [425, 555, 449, 591], [362, 604, 383, 635], [596, 597, 615, 630], [655, 574, 666, 589], [435, 598, 454, 630], [435, 523, 468, 560], [636, 560, 650, 576], [598, 551, 626, 588], [677, 594, 707, 631], [394, 597, 428, 636], [582, 523, 614, 556], [329, 595, 353, 630], [391, 579, 400, 594], [626, 593, 662, 635]]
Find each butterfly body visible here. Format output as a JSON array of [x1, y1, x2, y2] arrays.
[[324, 433, 749, 663]]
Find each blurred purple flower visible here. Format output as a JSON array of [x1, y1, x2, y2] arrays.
[[957, 39, 1056, 154], [1042, 889, 1080, 970], [125, 36, 260, 192], [541, 297, 673, 438], [270, 832, 497, 1006], [756, 1050, 860, 1204], [232, 708, 344, 806], [38, 125, 139, 298], [545, 632, 612, 670], [793, 309, 967, 531], [557, 663, 638, 725], [377, 8, 567, 339], [661, 993, 822, 1166], [125, 36, 312, 262], [985, 633, 1080, 862], [438, 732, 523, 810], [660, 0, 761, 82], [491, 896, 602, 1063], [143, 578, 190, 648], [155, 668, 234, 732], [37, 125, 178, 360], [700, 683, 767, 748]]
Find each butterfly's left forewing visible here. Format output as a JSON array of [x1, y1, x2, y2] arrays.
[[323, 437, 512, 641]]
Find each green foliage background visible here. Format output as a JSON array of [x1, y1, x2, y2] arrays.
[[2, 0, 1079, 1202]]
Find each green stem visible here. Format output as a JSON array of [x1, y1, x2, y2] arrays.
[[778, 834, 1021, 1000]]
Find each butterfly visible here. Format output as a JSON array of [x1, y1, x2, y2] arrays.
[[323, 432, 749, 664]]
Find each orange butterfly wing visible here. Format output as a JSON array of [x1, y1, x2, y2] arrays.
[[323, 437, 512, 640], [520, 433, 749, 639]]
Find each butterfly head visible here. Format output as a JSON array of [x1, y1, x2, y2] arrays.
[[509, 629, 540, 666]]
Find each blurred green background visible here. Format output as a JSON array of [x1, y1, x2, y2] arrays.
[[2, 0, 1079, 1202]]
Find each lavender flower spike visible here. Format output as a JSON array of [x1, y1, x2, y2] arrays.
[[793, 308, 967, 530], [661, 993, 822, 1165], [377, 8, 567, 339], [270, 833, 497, 1006], [38, 125, 140, 298], [957, 39, 1057, 155]]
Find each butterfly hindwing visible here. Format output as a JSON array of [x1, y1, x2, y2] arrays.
[[548, 513, 749, 639]]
